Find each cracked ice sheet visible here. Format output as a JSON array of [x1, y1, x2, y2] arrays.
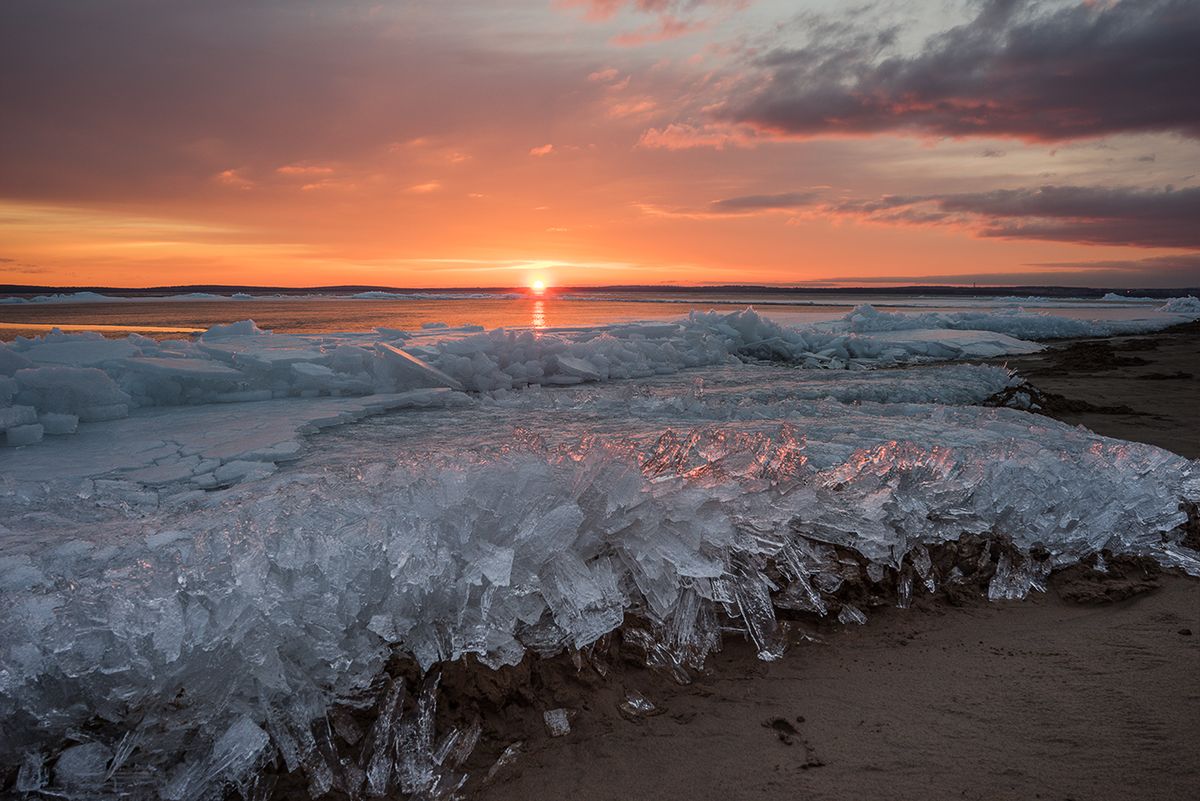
[[0, 388, 467, 492]]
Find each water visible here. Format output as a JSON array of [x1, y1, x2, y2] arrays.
[[0, 289, 1173, 340]]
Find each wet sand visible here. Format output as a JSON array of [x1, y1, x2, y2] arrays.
[[473, 323, 1200, 801], [1000, 319, 1199, 458]]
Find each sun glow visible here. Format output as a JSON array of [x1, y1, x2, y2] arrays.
[[530, 279, 546, 295]]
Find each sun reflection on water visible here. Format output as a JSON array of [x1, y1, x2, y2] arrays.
[[531, 299, 547, 329]]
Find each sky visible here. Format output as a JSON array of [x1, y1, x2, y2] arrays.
[[1, 0, 1199, 289]]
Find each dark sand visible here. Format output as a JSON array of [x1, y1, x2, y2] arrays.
[[1000, 320, 1199, 458], [474, 323, 1200, 801]]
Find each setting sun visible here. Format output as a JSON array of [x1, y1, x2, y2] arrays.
[[530, 279, 546, 295]]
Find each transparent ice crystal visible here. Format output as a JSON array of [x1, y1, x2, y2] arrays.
[[1, 355, 1196, 799]]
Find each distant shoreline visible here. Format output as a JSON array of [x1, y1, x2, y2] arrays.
[[2, 283, 1198, 300]]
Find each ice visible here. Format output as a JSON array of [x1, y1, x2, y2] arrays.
[[839, 302, 1186, 339], [2, 305, 1198, 799], [14, 366, 132, 420], [485, 743, 523, 783], [201, 319, 268, 338], [4, 423, 42, 446], [0, 404, 37, 430], [837, 605, 868, 625], [543, 709, 571, 737], [0, 290, 122, 304], [0, 303, 1186, 457], [3, 383, 1194, 798], [1159, 295, 1200, 315], [23, 337, 141, 366], [0, 388, 468, 500], [619, 691, 659, 718], [54, 742, 112, 787], [38, 412, 79, 435], [1102, 292, 1158, 302], [0, 344, 34, 375]]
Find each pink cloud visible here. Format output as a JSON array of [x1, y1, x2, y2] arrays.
[[276, 164, 335, 176], [214, 169, 253, 190], [529, 144, 556, 157], [636, 122, 757, 150]]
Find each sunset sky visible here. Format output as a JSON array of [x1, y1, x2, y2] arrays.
[[2, 0, 1198, 288]]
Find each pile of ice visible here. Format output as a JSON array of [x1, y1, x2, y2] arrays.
[[1159, 295, 1200, 315], [839, 302, 1188, 339], [1100, 292, 1158, 302], [2, 387, 1197, 798], [8, 300, 1200, 449]]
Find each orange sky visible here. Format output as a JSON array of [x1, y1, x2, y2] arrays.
[[2, 1, 1198, 288]]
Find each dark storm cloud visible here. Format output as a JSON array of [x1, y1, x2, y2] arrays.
[[840, 185, 1200, 248], [708, 191, 821, 213], [734, 0, 1200, 141]]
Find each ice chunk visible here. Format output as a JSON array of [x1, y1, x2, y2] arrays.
[[207, 716, 271, 784], [22, 338, 141, 366], [485, 743, 523, 783], [555, 355, 602, 381], [543, 708, 571, 737], [0, 405, 37, 429], [38, 413, 78, 435], [201, 319, 267, 338], [837, 604, 867, 625], [373, 342, 465, 390], [1159, 295, 1200, 315], [54, 742, 112, 788], [619, 690, 659, 718], [0, 344, 34, 376], [4, 424, 43, 446], [14, 366, 131, 418]]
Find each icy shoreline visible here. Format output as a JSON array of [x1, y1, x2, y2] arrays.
[[2, 303, 1199, 800]]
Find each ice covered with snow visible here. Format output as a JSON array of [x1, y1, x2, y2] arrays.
[[2, 304, 1198, 799]]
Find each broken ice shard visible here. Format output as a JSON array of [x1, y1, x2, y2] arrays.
[[543, 709, 571, 737]]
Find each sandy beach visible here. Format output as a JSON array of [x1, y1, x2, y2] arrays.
[[469, 324, 1200, 801]]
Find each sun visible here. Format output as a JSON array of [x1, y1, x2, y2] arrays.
[[530, 279, 546, 295]]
